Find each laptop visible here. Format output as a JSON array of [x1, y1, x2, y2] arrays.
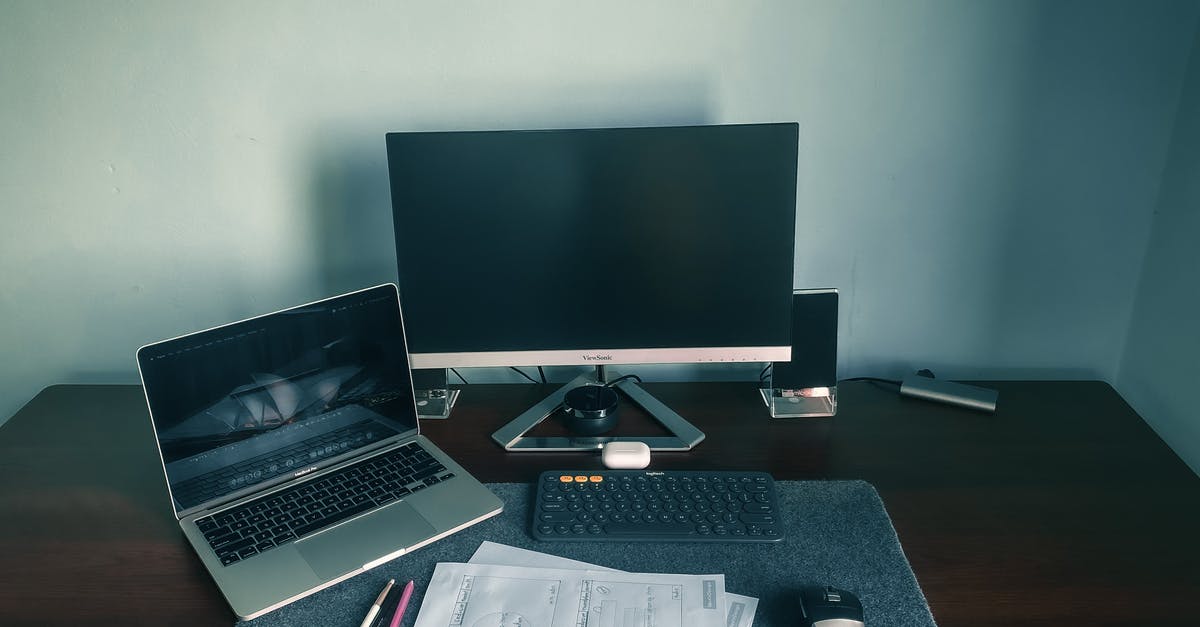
[[136, 284, 503, 620]]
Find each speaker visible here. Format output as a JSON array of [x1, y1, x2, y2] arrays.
[[411, 367, 447, 392], [762, 288, 838, 417], [772, 289, 838, 390]]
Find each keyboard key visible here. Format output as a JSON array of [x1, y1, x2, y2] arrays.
[[219, 537, 254, 554], [208, 531, 239, 548]]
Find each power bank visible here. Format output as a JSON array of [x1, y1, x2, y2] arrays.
[[899, 375, 998, 413]]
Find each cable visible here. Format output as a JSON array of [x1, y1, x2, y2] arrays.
[[759, 363, 772, 382], [604, 374, 643, 388], [537, 366, 546, 384], [839, 376, 901, 386], [450, 368, 469, 385], [509, 367, 540, 384], [840, 376, 901, 393]]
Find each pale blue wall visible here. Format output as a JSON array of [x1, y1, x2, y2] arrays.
[[2, 1, 1198, 428], [1118, 19, 1200, 477]]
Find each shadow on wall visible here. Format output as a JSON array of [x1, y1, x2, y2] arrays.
[[304, 76, 749, 384], [308, 138, 398, 296], [306, 74, 714, 296]]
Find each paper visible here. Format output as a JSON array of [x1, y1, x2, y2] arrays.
[[468, 542, 758, 627], [411, 561, 725, 627]]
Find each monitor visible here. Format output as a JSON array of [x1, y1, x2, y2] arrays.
[[385, 123, 798, 370]]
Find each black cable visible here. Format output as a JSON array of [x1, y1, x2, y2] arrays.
[[537, 366, 546, 384], [840, 376, 902, 393], [839, 376, 901, 386], [509, 367, 540, 384], [759, 363, 772, 382], [604, 374, 642, 388], [450, 368, 469, 385]]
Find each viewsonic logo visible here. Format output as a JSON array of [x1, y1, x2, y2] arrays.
[[582, 354, 613, 361]]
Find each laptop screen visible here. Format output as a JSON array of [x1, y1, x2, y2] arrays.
[[137, 285, 420, 513]]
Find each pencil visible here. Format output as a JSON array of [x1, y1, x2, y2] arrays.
[[359, 579, 395, 627], [388, 580, 416, 627]]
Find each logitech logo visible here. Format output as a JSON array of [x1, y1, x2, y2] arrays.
[[582, 354, 613, 361]]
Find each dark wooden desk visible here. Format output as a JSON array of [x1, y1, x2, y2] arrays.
[[1, 381, 1197, 626]]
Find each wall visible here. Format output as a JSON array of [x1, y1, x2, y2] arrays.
[[1118, 20, 1200, 477], [2, 1, 1198, 427]]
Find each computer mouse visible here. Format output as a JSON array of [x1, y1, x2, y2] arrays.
[[798, 585, 864, 627]]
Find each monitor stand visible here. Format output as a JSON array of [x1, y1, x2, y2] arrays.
[[491, 366, 705, 451]]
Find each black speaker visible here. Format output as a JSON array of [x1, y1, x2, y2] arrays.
[[411, 367, 447, 392], [772, 289, 838, 390]]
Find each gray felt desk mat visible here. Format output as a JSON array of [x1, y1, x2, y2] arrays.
[[244, 481, 935, 627]]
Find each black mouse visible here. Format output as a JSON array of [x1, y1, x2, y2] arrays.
[[798, 585, 864, 627]]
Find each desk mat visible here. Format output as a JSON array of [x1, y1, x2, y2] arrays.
[[244, 480, 936, 627]]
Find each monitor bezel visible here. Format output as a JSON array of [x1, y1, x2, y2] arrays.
[[407, 345, 792, 369], [388, 122, 799, 372]]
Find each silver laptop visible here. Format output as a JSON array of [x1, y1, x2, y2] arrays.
[[136, 284, 503, 620]]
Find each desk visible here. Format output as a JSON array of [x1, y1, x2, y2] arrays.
[[1, 381, 1197, 626]]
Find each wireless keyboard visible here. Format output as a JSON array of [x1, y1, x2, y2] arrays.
[[532, 469, 783, 542]]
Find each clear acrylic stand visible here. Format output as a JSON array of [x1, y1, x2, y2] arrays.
[[759, 385, 837, 418], [415, 388, 460, 420]]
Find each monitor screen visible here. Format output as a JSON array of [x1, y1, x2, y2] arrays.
[[386, 123, 798, 368]]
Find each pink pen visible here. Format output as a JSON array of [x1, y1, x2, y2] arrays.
[[388, 579, 416, 627]]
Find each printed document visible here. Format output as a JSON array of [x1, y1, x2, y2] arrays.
[[411, 561, 725, 627], [468, 542, 758, 627]]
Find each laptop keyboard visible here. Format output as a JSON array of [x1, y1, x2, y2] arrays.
[[195, 441, 451, 566], [172, 420, 398, 509]]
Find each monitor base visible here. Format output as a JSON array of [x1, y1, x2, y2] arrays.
[[491, 368, 705, 451]]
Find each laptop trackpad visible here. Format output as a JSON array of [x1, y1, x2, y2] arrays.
[[295, 501, 437, 580]]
